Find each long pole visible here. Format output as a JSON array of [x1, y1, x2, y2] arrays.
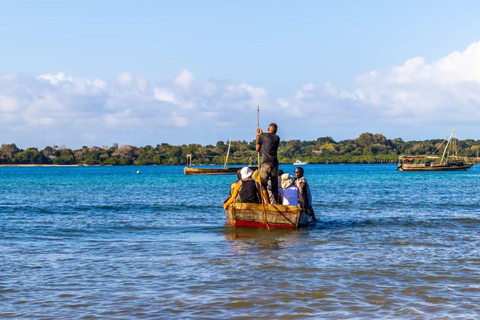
[[257, 106, 261, 166], [257, 105, 270, 230]]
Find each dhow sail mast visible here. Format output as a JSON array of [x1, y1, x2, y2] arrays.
[[440, 128, 455, 163], [223, 137, 232, 169]]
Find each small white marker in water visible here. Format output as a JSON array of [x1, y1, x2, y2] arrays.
[[136, 170, 140, 174]]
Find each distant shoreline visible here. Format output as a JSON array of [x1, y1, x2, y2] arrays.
[[0, 163, 399, 168], [0, 164, 83, 167], [2, 132, 480, 166]]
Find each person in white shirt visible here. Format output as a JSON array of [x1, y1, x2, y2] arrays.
[[278, 173, 299, 206]]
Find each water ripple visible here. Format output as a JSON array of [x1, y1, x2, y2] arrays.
[[2, 165, 480, 318]]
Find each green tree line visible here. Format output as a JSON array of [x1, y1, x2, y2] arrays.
[[2, 132, 480, 165]]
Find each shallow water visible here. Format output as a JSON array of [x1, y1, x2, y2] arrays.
[[1, 165, 480, 319]]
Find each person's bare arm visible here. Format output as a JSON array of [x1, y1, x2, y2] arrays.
[[256, 129, 262, 152]]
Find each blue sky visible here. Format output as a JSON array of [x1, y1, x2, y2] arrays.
[[2, 1, 480, 148]]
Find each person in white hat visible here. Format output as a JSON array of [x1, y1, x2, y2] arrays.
[[278, 173, 299, 206], [238, 167, 261, 203], [223, 167, 261, 209]]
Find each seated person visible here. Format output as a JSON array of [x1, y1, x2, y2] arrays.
[[238, 167, 261, 203], [294, 167, 317, 221], [278, 173, 299, 206], [223, 167, 261, 209], [230, 168, 242, 195]]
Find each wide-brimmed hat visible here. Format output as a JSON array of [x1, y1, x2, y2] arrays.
[[281, 173, 293, 189], [240, 167, 253, 179]]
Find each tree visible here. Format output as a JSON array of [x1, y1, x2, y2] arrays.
[[13, 148, 46, 164], [0, 144, 20, 164], [355, 133, 375, 147]]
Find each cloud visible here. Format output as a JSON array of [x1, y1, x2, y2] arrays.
[[37, 72, 73, 85], [173, 69, 195, 90], [0, 95, 20, 113], [274, 39, 480, 139], [154, 88, 177, 104], [0, 70, 272, 147], [2, 40, 480, 148], [335, 40, 480, 124], [115, 72, 133, 87]]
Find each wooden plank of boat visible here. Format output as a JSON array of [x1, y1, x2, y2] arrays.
[[184, 166, 258, 175], [400, 163, 474, 171], [225, 202, 310, 229]]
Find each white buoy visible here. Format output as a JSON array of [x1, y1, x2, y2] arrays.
[[136, 170, 140, 174]]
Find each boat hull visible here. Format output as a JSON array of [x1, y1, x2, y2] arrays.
[[184, 166, 257, 175], [399, 163, 474, 171], [225, 203, 310, 229]]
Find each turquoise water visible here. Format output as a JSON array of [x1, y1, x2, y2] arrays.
[[1, 165, 480, 318]]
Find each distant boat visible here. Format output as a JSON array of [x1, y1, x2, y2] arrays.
[[293, 160, 308, 165], [397, 129, 474, 172], [184, 138, 257, 175], [184, 166, 257, 175], [225, 203, 311, 229]]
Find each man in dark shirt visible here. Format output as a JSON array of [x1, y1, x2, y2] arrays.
[[223, 167, 261, 208], [256, 123, 280, 204], [238, 167, 261, 203]]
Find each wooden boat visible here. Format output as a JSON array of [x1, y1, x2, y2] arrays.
[[397, 129, 474, 172], [184, 166, 257, 175], [225, 202, 310, 229], [397, 156, 473, 171], [184, 138, 257, 175]]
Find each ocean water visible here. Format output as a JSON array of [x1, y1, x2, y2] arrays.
[[1, 164, 480, 319]]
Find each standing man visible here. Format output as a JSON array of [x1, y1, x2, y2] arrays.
[[256, 123, 280, 204]]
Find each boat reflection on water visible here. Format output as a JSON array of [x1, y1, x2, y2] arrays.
[[223, 225, 304, 252]]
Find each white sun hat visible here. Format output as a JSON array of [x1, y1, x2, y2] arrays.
[[240, 167, 253, 179]]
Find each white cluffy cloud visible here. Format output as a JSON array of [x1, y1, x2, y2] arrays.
[[0, 70, 270, 147], [272, 39, 480, 138], [2, 40, 480, 148], [335, 40, 480, 124]]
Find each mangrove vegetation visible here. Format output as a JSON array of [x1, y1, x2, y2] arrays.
[[2, 132, 480, 165]]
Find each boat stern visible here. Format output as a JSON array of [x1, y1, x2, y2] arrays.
[[225, 203, 309, 229]]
